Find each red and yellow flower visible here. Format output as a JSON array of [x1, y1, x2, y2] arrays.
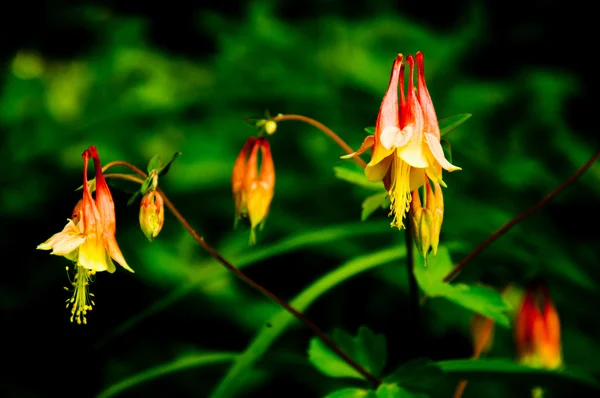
[[344, 52, 460, 228], [515, 281, 562, 369], [37, 146, 133, 324], [232, 137, 275, 244]]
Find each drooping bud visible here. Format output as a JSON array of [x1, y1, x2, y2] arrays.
[[139, 190, 165, 242], [232, 137, 257, 226], [409, 176, 443, 258], [429, 180, 444, 256], [515, 281, 562, 369], [264, 120, 277, 135], [243, 137, 275, 245]]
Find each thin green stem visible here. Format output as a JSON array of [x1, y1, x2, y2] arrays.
[[272, 114, 368, 169], [105, 161, 381, 387], [443, 150, 600, 283]]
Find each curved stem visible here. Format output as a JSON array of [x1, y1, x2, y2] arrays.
[[106, 161, 381, 386], [103, 160, 147, 176], [272, 114, 368, 169], [443, 150, 600, 283], [104, 173, 145, 185]]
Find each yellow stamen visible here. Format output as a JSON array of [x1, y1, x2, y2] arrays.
[[65, 265, 96, 325], [388, 154, 413, 229]]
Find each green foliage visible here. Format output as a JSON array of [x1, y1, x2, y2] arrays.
[[414, 247, 511, 326], [210, 247, 406, 398], [308, 326, 387, 379], [438, 113, 472, 137], [334, 166, 385, 191], [438, 358, 600, 391], [361, 192, 390, 221], [325, 388, 375, 398]]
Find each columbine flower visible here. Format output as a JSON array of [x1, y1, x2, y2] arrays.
[[410, 175, 444, 258], [515, 281, 562, 369], [343, 52, 460, 228], [244, 137, 275, 244], [139, 189, 165, 242], [37, 146, 133, 324], [231, 137, 275, 244]]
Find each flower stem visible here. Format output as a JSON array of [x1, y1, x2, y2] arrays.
[[105, 161, 382, 386], [443, 150, 600, 283], [404, 216, 419, 356], [272, 114, 368, 169]]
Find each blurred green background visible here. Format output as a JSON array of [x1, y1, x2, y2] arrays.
[[2, 1, 599, 397]]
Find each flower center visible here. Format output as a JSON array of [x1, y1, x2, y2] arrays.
[[388, 155, 412, 229], [65, 265, 95, 325]]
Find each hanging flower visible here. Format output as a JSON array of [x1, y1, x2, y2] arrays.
[[343, 52, 460, 229], [37, 146, 133, 324]]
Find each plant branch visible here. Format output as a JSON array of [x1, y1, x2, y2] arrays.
[[106, 161, 381, 386], [443, 150, 600, 283], [272, 114, 367, 169], [104, 173, 145, 185]]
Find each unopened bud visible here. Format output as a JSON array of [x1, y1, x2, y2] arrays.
[[139, 190, 164, 242], [244, 137, 275, 245], [264, 120, 277, 135], [410, 177, 441, 259], [429, 180, 444, 256]]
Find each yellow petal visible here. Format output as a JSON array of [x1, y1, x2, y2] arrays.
[[51, 235, 86, 257], [397, 138, 428, 168], [409, 167, 426, 191], [425, 133, 461, 171], [365, 154, 393, 182], [37, 219, 79, 251], [368, 141, 394, 167], [104, 250, 117, 274], [78, 238, 111, 272], [340, 135, 374, 159]]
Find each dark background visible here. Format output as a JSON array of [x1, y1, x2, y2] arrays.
[[1, 0, 598, 397]]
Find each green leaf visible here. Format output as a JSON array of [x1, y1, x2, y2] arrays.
[[126, 190, 141, 206], [361, 192, 389, 221], [438, 358, 600, 391], [385, 358, 442, 393], [440, 139, 452, 164], [157, 151, 182, 177], [364, 126, 375, 134], [210, 247, 405, 398], [97, 352, 237, 398], [308, 326, 387, 380], [334, 166, 385, 191], [439, 113, 472, 136], [374, 383, 427, 398], [414, 247, 511, 327], [147, 155, 162, 173], [324, 388, 375, 398], [374, 383, 401, 398]]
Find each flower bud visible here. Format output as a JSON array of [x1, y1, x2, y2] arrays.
[[409, 177, 443, 258], [264, 120, 277, 135], [244, 137, 275, 244], [139, 190, 165, 242], [515, 281, 562, 369], [232, 137, 257, 225]]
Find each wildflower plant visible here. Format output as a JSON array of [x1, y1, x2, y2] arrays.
[[35, 51, 600, 398]]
